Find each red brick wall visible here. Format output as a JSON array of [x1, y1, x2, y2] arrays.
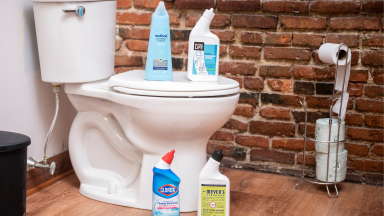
[[114, 0, 384, 185]]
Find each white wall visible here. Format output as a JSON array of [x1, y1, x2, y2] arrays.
[[0, 0, 77, 161]]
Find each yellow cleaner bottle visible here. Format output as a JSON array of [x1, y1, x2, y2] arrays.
[[187, 8, 220, 82], [198, 149, 229, 216]]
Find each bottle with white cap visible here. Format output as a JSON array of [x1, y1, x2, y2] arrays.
[[187, 8, 220, 82]]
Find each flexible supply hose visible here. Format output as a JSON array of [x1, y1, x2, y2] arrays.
[[43, 86, 60, 164]]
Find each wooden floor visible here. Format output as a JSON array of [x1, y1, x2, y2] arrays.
[[26, 168, 383, 216]]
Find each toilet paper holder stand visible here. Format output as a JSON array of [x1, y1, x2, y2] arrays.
[[295, 43, 350, 198]]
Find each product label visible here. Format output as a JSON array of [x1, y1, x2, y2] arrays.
[[201, 184, 226, 216], [152, 28, 169, 72], [192, 42, 217, 76], [153, 184, 180, 216]]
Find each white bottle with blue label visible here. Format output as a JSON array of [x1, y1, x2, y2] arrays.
[[153, 150, 181, 216], [187, 8, 220, 82]]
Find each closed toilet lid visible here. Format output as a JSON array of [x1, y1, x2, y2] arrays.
[[108, 70, 240, 97]]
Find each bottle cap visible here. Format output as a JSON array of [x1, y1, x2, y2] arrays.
[[202, 8, 215, 21], [162, 149, 175, 164], [212, 149, 224, 162]]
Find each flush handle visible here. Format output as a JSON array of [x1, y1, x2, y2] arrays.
[[62, 6, 86, 17]]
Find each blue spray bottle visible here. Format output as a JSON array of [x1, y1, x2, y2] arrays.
[[152, 150, 180, 216], [145, 1, 173, 81]]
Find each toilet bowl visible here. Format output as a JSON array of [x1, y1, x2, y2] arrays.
[[65, 70, 239, 211]]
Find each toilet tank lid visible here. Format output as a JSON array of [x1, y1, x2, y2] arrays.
[[30, 0, 114, 2]]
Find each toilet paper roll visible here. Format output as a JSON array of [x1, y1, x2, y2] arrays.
[[315, 118, 345, 153], [316, 150, 347, 182]]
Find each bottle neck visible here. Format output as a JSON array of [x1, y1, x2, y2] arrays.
[[205, 157, 221, 174], [194, 16, 212, 33], [155, 159, 170, 169]]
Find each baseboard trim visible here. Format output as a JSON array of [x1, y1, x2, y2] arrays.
[[27, 169, 75, 197]]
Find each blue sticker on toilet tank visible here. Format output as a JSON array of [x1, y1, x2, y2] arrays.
[[192, 43, 217, 75]]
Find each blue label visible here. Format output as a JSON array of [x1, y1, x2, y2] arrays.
[[153, 167, 180, 216], [192, 43, 217, 76]]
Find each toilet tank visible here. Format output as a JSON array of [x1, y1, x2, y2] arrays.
[[31, 0, 116, 84]]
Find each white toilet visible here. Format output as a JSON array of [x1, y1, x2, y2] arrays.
[[31, 0, 239, 212]]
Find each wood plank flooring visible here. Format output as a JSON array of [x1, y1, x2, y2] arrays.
[[26, 168, 383, 216]]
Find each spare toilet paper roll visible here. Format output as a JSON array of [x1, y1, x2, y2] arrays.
[[315, 118, 345, 153], [316, 150, 347, 182]]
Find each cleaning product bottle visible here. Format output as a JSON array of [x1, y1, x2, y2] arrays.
[[198, 149, 229, 216], [145, 1, 172, 81], [187, 8, 220, 82], [153, 150, 180, 216]]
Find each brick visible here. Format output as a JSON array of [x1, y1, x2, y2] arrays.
[[298, 123, 315, 137], [365, 85, 384, 98], [133, 0, 173, 8], [116, 12, 151, 25], [223, 118, 248, 132], [292, 111, 329, 123], [232, 15, 278, 29], [211, 130, 235, 141], [349, 70, 368, 83], [281, 16, 327, 29], [259, 65, 290, 78], [344, 113, 363, 126], [232, 147, 247, 160], [345, 173, 363, 183], [244, 77, 264, 90], [170, 29, 191, 41], [117, 0, 132, 8], [294, 66, 334, 80], [229, 45, 262, 58], [347, 127, 384, 142], [171, 42, 184, 54], [217, 0, 261, 12], [119, 27, 150, 40], [306, 96, 353, 110], [169, 13, 180, 25], [185, 14, 231, 27], [264, 47, 311, 61], [219, 61, 255, 75], [250, 120, 295, 137], [347, 83, 363, 96], [211, 30, 235, 42], [262, 1, 308, 13], [234, 104, 255, 117], [362, 51, 384, 66], [227, 76, 243, 88], [372, 143, 384, 156], [261, 93, 303, 107], [236, 134, 269, 148], [241, 32, 263, 44], [207, 143, 234, 156], [330, 17, 380, 30], [273, 138, 315, 151], [356, 98, 384, 113], [250, 149, 295, 164], [115, 55, 143, 66], [373, 70, 384, 85], [366, 173, 384, 186], [261, 0, 283, 12], [220, 45, 227, 55], [220, 157, 236, 167], [294, 81, 314, 95], [362, 1, 384, 13], [125, 40, 148, 51], [365, 115, 384, 128], [265, 33, 292, 46], [174, 0, 214, 9], [115, 36, 122, 51], [316, 82, 334, 95], [325, 34, 360, 48], [297, 153, 316, 166], [310, 1, 360, 13], [259, 106, 290, 119], [351, 159, 383, 172], [267, 79, 292, 92], [292, 33, 323, 47], [344, 143, 370, 156], [284, 1, 308, 13], [239, 92, 259, 106], [362, 35, 384, 47]]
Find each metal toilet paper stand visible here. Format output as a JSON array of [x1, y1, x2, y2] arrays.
[[295, 43, 350, 198]]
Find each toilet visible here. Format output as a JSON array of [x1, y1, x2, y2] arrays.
[[31, 0, 239, 212]]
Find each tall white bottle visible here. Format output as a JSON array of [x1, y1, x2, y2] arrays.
[[198, 150, 230, 216], [187, 9, 220, 82]]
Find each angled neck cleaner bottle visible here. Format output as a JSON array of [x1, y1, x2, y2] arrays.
[[153, 150, 181, 216], [198, 149, 230, 216], [187, 8, 220, 82], [145, 1, 172, 81]]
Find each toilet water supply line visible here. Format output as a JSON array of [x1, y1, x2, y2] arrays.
[[27, 85, 60, 175]]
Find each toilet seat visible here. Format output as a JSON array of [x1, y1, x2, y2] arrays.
[[108, 70, 240, 97]]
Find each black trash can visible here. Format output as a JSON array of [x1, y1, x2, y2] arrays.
[[0, 131, 31, 216]]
